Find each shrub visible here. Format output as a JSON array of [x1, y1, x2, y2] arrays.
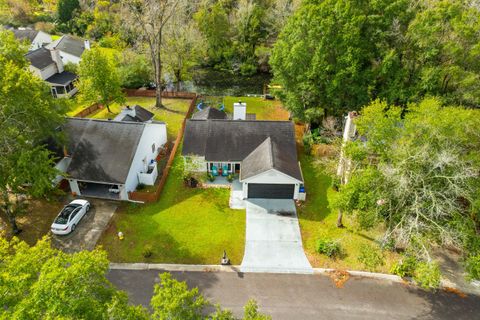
[[413, 261, 441, 290], [303, 132, 314, 155], [390, 255, 418, 277], [357, 244, 385, 271], [331, 177, 341, 191], [227, 174, 234, 183], [142, 244, 153, 258], [207, 172, 215, 182], [466, 255, 480, 281], [315, 238, 342, 258]]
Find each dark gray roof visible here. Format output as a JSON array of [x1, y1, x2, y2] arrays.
[[192, 107, 227, 120], [25, 47, 54, 69], [182, 120, 302, 181], [64, 118, 145, 184], [134, 105, 154, 122], [53, 35, 85, 57], [46, 71, 77, 85], [12, 29, 38, 42]]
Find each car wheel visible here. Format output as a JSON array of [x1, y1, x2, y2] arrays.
[[71, 224, 76, 232]]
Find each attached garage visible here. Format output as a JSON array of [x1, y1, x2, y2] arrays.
[[247, 183, 295, 199]]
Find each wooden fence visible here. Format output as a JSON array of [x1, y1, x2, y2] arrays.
[[73, 103, 101, 118], [128, 95, 197, 203]]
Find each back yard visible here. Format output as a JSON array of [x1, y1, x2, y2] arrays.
[[68, 96, 192, 139]]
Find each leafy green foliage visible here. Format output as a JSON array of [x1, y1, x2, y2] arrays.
[[77, 47, 125, 112], [465, 255, 480, 281], [118, 51, 152, 89], [413, 261, 441, 290], [335, 98, 480, 258], [0, 29, 67, 234], [0, 236, 149, 319], [357, 244, 385, 271], [57, 0, 80, 24], [271, 0, 480, 118], [315, 239, 342, 258], [390, 255, 418, 278]]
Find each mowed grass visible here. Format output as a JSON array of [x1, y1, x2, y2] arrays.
[[203, 96, 289, 120], [88, 97, 191, 139], [98, 146, 246, 264], [297, 153, 399, 272]]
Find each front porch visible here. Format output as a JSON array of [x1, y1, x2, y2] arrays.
[[206, 161, 241, 177]]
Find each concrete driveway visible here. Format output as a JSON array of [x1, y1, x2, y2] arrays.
[[240, 199, 312, 273], [52, 199, 117, 253]]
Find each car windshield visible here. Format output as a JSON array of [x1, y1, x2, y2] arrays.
[[54, 204, 80, 224]]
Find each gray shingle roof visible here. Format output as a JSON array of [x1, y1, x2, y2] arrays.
[[64, 118, 145, 184], [52, 35, 85, 57], [25, 47, 54, 69], [12, 29, 38, 42], [45, 71, 77, 85], [133, 105, 154, 122], [192, 107, 227, 120], [182, 120, 302, 181]]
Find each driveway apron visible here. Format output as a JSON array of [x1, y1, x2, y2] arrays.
[[240, 199, 313, 274]]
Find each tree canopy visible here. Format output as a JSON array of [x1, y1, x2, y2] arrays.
[[333, 98, 480, 259], [0, 29, 67, 234], [271, 0, 480, 119], [77, 47, 125, 113]]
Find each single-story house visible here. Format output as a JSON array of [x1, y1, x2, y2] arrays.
[[58, 118, 167, 201], [11, 28, 52, 51], [47, 35, 90, 65], [25, 47, 78, 98], [113, 105, 155, 123], [182, 115, 305, 200]]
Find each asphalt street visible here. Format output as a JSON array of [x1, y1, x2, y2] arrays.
[[107, 269, 480, 320]]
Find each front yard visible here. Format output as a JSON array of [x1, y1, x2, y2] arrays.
[[297, 153, 399, 272], [98, 147, 246, 264]]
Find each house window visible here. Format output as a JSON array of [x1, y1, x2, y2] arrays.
[[235, 163, 240, 171], [152, 143, 156, 153], [228, 163, 231, 171]]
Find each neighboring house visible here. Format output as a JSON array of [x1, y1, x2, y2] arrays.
[[183, 104, 305, 200], [59, 118, 167, 201], [11, 28, 52, 51], [47, 35, 90, 65], [25, 47, 78, 98], [113, 105, 155, 122], [192, 106, 228, 120]]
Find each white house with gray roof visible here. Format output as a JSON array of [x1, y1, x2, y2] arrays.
[[182, 109, 305, 200], [59, 118, 167, 201], [47, 35, 90, 65], [25, 47, 78, 98], [11, 28, 52, 51]]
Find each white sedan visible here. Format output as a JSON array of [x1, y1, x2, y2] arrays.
[[51, 199, 90, 235]]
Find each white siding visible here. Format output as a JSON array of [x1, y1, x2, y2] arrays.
[[31, 31, 52, 50], [29, 63, 57, 80], [241, 169, 302, 200], [124, 122, 168, 193], [59, 51, 81, 65]]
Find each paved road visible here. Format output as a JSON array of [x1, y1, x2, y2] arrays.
[[241, 199, 312, 273], [107, 270, 480, 319]]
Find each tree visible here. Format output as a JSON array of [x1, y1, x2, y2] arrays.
[[162, 2, 203, 91], [0, 29, 67, 234], [270, 0, 415, 119], [0, 236, 149, 318], [333, 98, 480, 259], [194, 0, 232, 67], [77, 47, 125, 113], [122, 0, 181, 108], [57, 0, 80, 24]]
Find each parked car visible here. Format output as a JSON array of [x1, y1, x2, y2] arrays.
[[51, 199, 90, 235]]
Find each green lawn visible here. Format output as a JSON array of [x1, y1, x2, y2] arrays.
[[87, 97, 191, 139], [98, 147, 246, 264], [203, 96, 289, 121], [297, 153, 399, 272]]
